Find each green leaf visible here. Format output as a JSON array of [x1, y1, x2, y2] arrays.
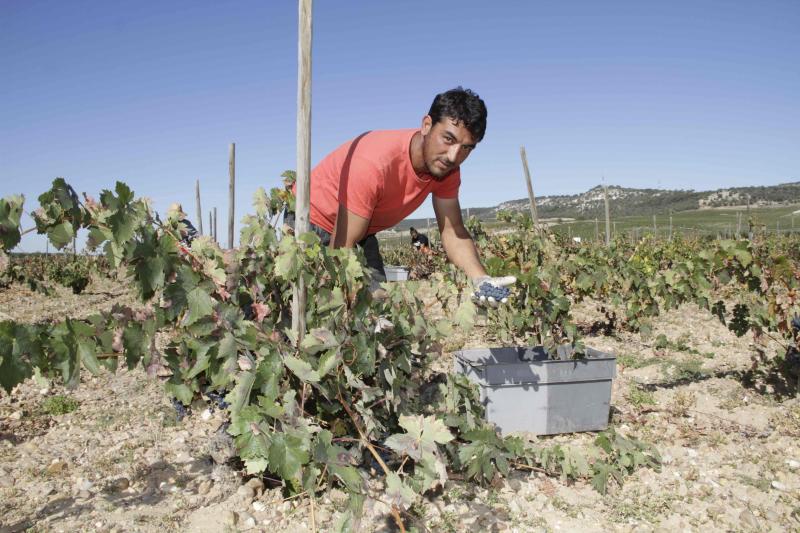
[[135, 256, 166, 300], [385, 472, 417, 510], [453, 298, 476, 331], [300, 327, 339, 355], [268, 433, 309, 481], [244, 458, 270, 475], [317, 350, 342, 378], [330, 464, 364, 494], [0, 195, 24, 250], [165, 381, 193, 405], [385, 415, 453, 461], [77, 340, 101, 375], [184, 286, 214, 325], [591, 462, 612, 494], [285, 356, 320, 383], [274, 239, 299, 279], [228, 371, 256, 416], [48, 221, 75, 249], [0, 322, 34, 392]]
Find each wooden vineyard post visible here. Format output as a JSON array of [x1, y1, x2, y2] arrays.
[[195, 179, 203, 235], [228, 143, 236, 249], [426, 217, 431, 244], [737, 211, 742, 236], [519, 146, 539, 230], [213, 207, 218, 243], [292, 0, 313, 341], [603, 185, 611, 247], [595, 218, 599, 242], [652, 214, 657, 237], [209, 211, 213, 242]]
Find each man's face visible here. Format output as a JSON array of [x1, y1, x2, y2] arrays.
[[420, 116, 477, 179]]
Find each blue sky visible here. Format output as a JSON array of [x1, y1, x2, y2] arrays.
[[2, 0, 798, 251]]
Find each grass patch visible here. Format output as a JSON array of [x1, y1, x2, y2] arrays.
[[654, 333, 700, 354], [41, 395, 79, 415], [627, 384, 656, 407], [738, 474, 771, 492], [607, 489, 679, 522], [617, 352, 660, 369], [660, 357, 709, 382]]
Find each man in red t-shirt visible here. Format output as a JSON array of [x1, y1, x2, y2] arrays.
[[290, 87, 514, 304]]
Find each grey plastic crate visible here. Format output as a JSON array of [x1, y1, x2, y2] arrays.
[[384, 265, 409, 282], [454, 346, 616, 435]]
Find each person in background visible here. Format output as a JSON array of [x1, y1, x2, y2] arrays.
[[409, 227, 430, 253], [289, 87, 515, 304], [167, 203, 199, 245]]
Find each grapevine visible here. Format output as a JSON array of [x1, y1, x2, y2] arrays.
[[1, 178, 663, 531]]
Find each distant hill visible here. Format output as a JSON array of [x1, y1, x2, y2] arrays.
[[391, 181, 800, 230]]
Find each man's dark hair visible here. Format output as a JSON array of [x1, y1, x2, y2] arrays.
[[428, 87, 487, 142]]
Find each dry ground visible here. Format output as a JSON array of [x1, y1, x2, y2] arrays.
[[1, 278, 799, 532]]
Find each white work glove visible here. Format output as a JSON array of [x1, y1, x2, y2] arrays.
[[471, 275, 516, 307]]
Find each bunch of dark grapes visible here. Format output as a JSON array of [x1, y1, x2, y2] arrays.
[[475, 282, 510, 302], [206, 389, 229, 411], [171, 398, 188, 421]]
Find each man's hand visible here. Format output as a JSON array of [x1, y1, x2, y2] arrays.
[[471, 275, 516, 306]]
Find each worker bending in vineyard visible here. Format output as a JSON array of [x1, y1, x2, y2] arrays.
[[409, 227, 431, 254], [287, 87, 514, 304]]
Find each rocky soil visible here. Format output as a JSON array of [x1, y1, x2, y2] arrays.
[[2, 279, 800, 532]]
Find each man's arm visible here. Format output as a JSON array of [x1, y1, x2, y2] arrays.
[[330, 203, 370, 248], [432, 196, 486, 279]]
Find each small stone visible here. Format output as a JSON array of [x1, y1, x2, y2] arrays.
[[237, 484, 256, 499], [786, 459, 800, 469], [201, 409, 213, 421], [739, 509, 760, 530], [76, 478, 94, 491], [239, 512, 256, 529], [0, 476, 13, 488], [35, 482, 55, 498], [113, 478, 130, 491], [77, 490, 91, 499], [197, 480, 212, 495], [771, 480, 787, 491], [223, 510, 238, 526], [252, 500, 267, 513], [159, 481, 177, 493], [175, 452, 192, 463], [9, 411, 22, 420], [47, 460, 67, 475], [245, 477, 265, 493], [764, 509, 780, 522], [329, 488, 347, 504]]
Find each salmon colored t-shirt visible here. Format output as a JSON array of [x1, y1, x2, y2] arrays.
[[301, 129, 461, 235]]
